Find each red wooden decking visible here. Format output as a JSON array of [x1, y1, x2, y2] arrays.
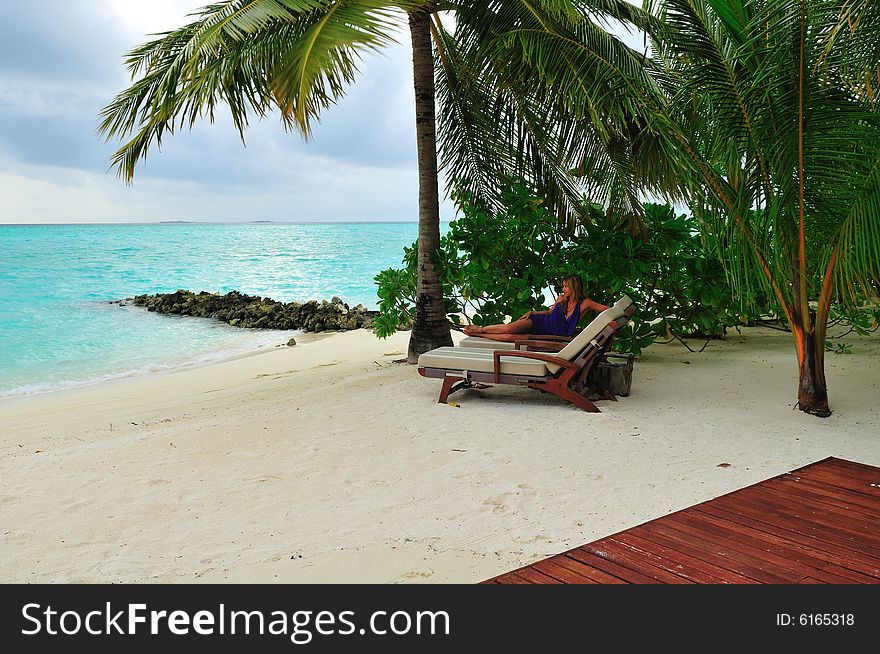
[[483, 457, 880, 584]]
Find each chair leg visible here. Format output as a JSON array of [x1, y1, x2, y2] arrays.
[[439, 377, 463, 403], [572, 358, 599, 393], [548, 383, 600, 412]]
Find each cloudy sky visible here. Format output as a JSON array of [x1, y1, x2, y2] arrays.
[[0, 1, 646, 224]]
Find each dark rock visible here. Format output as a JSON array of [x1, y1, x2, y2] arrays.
[[125, 290, 377, 334]]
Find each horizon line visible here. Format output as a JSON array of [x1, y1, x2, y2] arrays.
[[0, 220, 457, 226]]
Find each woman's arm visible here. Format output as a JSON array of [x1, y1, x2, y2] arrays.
[[581, 297, 609, 313], [519, 300, 560, 321]]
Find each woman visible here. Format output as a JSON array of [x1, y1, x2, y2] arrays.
[[462, 274, 608, 342]]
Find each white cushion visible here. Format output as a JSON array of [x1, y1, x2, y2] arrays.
[[458, 336, 516, 350], [418, 346, 550, 377]]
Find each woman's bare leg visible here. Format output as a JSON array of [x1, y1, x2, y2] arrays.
[[464, 318, 533, 336]]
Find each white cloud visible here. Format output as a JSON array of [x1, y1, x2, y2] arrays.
[[0, 1, 651, 224], [0, 152, 456, 224], [0, 77, 107, 118], [109, 0, 201, 34]]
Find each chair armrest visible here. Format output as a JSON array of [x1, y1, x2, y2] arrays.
[[513, 339, 566, 352], [529, 334, 573, 342], [492, 349, 579, 383]]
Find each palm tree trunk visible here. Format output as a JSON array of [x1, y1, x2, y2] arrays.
[[407, 8, 452, 363], [793, 327, 831, 417]]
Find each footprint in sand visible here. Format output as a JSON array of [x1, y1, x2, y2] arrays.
[[483, 493, 513, 513], [400, 570, 433, 580], [515, 533, 552, 545], [255, 369, 299, 379], [243, 475, 281, 483]]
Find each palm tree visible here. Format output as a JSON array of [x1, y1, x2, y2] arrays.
[[99, 0, 658, 362], [640, 0, 880, 416], [507, 0, 880, 415]]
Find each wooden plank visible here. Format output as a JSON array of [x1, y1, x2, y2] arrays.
[[698, 491, 880, 552], [564, 547, 666, 584], [618, 524, 764, 583], [739, 481, 880, 531], [671, 508, 879, 583], [708, 490, 880, 555], [800, 567, 879, 584], [709, 485, 880, 547], [661, 511, 829, 582], [786, 466, 880, 499], [492, 572, 531, 584], [693, 503, 880, 578], [747, 483, 880, 534], [530, 559, 601, 584], [581, 539, 696, 584], [511, 566, 563, 584], [540, 553, 627, 584], [764, 476, 880, 516], [611, 531, 759, 584], [810, 456, 880, 476], [707, 502, 880, 565], [634, 520, 798, 583], [822, 457, 880, 478]]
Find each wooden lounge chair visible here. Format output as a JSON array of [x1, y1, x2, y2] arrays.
[[418, 296, 634, 412], [457, 299, 626, 351], [458, 333, 571, 351]]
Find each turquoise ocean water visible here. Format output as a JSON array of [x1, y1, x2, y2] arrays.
[[0, 223, 428, 397]]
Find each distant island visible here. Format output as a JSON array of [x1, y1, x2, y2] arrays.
[[159, 220, 278, 224]]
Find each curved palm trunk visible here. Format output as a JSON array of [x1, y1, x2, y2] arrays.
[[407, 9, 452, 363], [788, 249, 835, 417], [791, 322, 831, 417]]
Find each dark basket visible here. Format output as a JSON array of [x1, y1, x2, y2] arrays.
[[584, 352, 634, 399]]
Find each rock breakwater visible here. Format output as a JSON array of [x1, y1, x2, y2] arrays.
[[117, 290, 377, 333]]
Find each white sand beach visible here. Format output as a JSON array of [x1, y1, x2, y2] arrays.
[[1, 326, 878, 584]]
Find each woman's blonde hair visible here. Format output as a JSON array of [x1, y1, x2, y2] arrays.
[[562, 274, 586, 305]]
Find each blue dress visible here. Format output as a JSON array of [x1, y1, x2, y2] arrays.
[[530, 302, 581, 337]]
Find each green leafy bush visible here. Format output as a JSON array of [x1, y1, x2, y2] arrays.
[[374, 182, 758, 355]]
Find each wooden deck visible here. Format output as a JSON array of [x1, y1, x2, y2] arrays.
[[483, 457, 880, 584]]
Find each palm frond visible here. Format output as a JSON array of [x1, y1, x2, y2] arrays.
[[644, 0, 880, 321], [98, 0, 412, 181], [448, 0, 669, 229], [822, 0, 880, 105], [430, 0, 665, 228]]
